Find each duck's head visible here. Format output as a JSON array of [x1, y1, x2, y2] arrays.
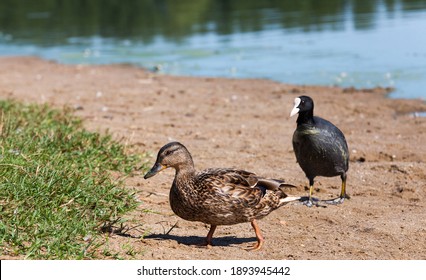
[[290, 95, 314, 117], [144, 141, 194, 179]]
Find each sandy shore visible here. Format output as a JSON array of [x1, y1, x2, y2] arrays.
[[1, 56, 425, 260]]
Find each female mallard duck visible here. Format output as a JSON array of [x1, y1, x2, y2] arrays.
[[144, 141, 300, 251]]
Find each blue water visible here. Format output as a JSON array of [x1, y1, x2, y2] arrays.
[[1, 0, 426, 100]]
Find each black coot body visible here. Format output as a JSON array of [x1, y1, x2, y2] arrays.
[[290, 95, 349, 207]]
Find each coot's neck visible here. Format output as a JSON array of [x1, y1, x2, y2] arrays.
[[296, 110, 315, 126]]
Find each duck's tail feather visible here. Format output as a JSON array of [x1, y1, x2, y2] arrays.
[[278, 183, 297, 189], [279, 195, 301, 204], [277, 183, 300, 204], [257, 178, 286, 191]]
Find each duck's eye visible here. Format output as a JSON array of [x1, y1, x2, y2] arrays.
[[164, 149, 174, 156]]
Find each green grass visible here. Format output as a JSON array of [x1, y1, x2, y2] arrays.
[[0, 100, 147, 259]]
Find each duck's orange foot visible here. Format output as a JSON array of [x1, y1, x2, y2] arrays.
[[194, 241, 213, 249], [245, 240, 263, 251]]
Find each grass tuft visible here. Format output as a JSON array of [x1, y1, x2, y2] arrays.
[[0, 100, 147, 259]]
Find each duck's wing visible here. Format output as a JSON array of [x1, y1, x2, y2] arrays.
[[197, 168, 265, 207]]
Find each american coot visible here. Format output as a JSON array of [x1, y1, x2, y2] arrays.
[[290, 96, 349, 207], [144, 141, 301, 251]]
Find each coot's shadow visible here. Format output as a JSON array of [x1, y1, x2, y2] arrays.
[[299, 196, 320, 202]]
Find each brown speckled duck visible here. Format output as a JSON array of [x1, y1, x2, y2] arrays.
[[144, 142, 300, 251]]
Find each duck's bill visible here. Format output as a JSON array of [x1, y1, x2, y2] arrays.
[[144, 163, 166, 179]]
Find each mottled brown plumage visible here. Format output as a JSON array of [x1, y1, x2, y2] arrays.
[[144, 142, 300, 250]]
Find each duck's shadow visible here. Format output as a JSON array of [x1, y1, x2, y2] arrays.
[[144, 233, 256, 248]]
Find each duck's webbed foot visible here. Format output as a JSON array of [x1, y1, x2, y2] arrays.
[[195, 225, 216, 249], [245, 240, 263, 251], [195, 241, 213, 249]]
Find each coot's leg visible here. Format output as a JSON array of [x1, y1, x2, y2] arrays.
[[300, 178, 326, 207], [323, 173, 349, 205]]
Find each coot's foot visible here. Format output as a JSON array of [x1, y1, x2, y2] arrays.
[[322, 196, 346, 205], [299, 196, 327, 208]]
